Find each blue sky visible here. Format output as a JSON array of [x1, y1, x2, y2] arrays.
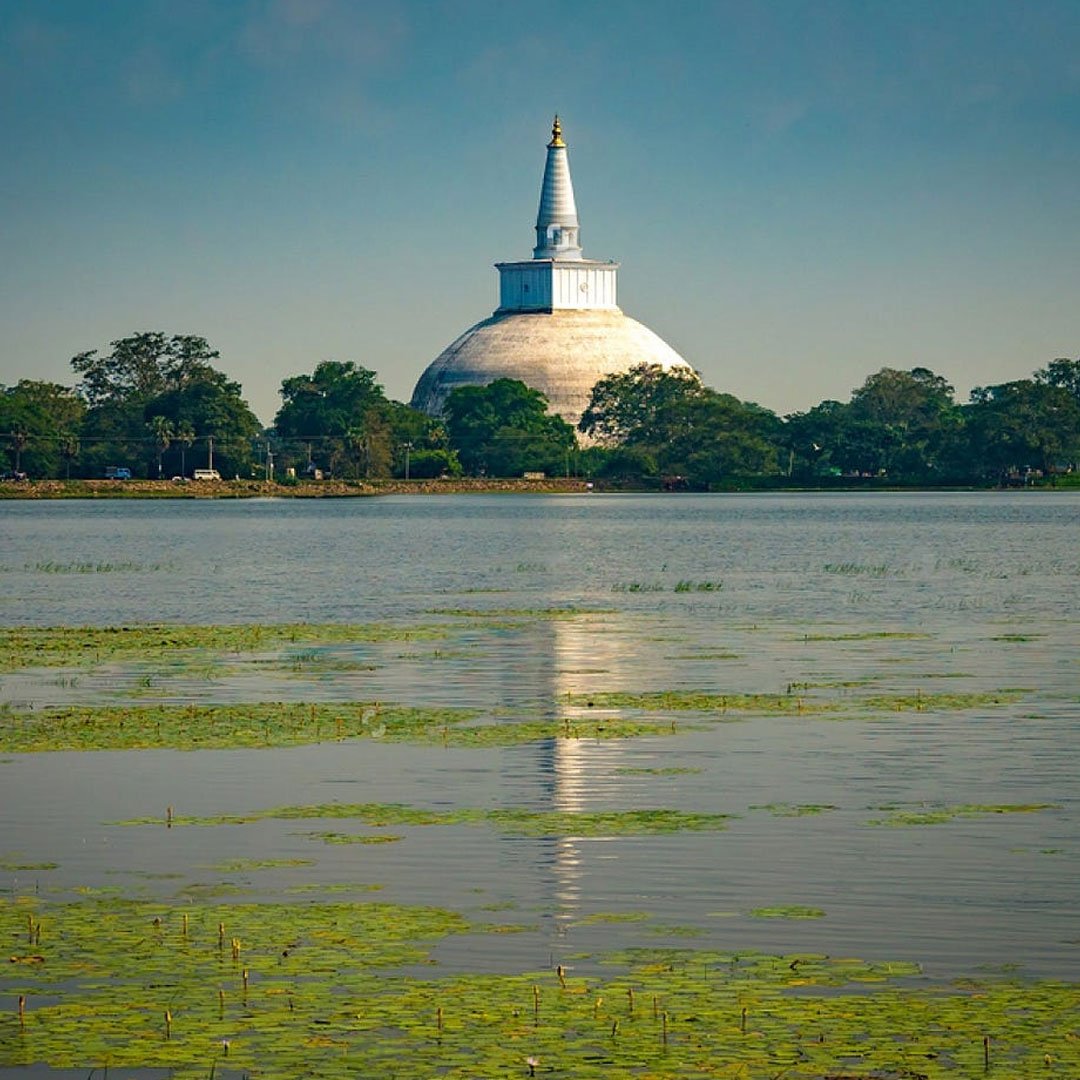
[[2, 0, 1079, 425]]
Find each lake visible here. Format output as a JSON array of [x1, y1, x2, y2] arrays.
[[1, 491, 1078, 1076]]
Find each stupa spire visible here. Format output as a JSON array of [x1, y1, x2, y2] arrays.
[[411, 110, 692, 429], [533, 114, 582, 260]]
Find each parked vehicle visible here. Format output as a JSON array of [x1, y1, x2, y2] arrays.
[[193, 469, 221, 481], [105, 466, 132, 480]]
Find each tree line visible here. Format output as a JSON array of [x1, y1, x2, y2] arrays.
[[579, 359, 1080, 487], [1, 331, 1078, 486]]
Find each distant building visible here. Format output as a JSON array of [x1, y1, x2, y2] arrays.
[[411, 116, 692, 429]]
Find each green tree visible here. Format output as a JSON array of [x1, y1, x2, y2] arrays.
[[785, 399, 905, 479], [147, 416, 174, 478], [275, 361, 397, 477], [444, 379, 576, 476], [787, 368, 961, 481], [846, 367, 959, 479], [1035, 357, 1080, 402], [590, 446, 660, 482], [405, 448, 462, 479], [146, 368, 260, 478], [342, 426, 367, 478], [577, 366, 782, 487], [174, 421, 196, 479], [579, 363, 703, 445], [9, 428, 27, 473], [276, 361, 386, 438], [785, 400, 850, 478], [381, 399, 450, 478], [653, 392, 784, 487], [0, 380, 87, 477], [967, 380, 1080, 478], [59, 433, 81, 480], [71, 333, 222, 407], [71, 334, 259, 478]]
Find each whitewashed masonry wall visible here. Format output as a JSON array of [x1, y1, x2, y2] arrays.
[[497, 261, 618, 312]]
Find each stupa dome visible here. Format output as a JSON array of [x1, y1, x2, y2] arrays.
[[411, 309, 689, 429], [411, 117, 692, 429]]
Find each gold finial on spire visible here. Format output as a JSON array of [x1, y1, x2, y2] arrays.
[[549, 114, 565, 148]]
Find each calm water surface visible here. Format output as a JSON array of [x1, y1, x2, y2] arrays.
[[1, 492, 1079, 1073]]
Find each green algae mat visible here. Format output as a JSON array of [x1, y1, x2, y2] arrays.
[[0, 702, 687, 752], [115, 801, 733, 836], [2, 897, 1078, 1078], [0, 621, 1035, 757], [0, 622, 446, 671], [0, 689, 1027, 754], [567, 688, 1025, 713]]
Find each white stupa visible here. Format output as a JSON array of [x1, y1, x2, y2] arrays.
[[411, 116, 693, 429]]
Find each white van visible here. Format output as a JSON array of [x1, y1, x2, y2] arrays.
[[193, 469, 221, 481]]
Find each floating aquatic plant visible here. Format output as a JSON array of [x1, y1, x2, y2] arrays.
[[2, 898, 1078, 1077], [26, 560, 165, 574], [116, 802, 734, 837], [207, 858, 314, 872], [577, 911, 652, 926], [306, 831, 404, 845], [860, 689, 1025, 710], [0, 622, 448, 672], [566, 690, 829, 713], [0, 703, 691, 753], [801, 630, 930, 641], [750, 803, 837, 817], [822, 562, 892, 576], [866, 803, 1058, 827], [0, 857, 58, 872], [0, 702, 476, 753], [566, 688, 1023, 715], [441, 716, 695, 747], [645, 924, 707, 937], [283, 882, 383, 894], [749, 905, 826, 919]]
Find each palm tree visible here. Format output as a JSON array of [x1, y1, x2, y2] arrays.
[[147, 416, 174, 478], [59, 434, 80, 480], [175, 421, 195, 479], [344, 426, 367, 478], [10, 428, 28, 473]]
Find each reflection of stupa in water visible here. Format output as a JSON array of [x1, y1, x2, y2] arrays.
[[494, 615, 636, 927], [411, 117, 693, 428]]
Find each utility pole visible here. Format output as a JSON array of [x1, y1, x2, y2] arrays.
[[265, 441, 273, 482], [404, 442, 412, 482], [207, 436, 214, 471]]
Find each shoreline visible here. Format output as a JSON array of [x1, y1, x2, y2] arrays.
[[0, 477, 593, 499], [0, 477, 1071, 499]]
